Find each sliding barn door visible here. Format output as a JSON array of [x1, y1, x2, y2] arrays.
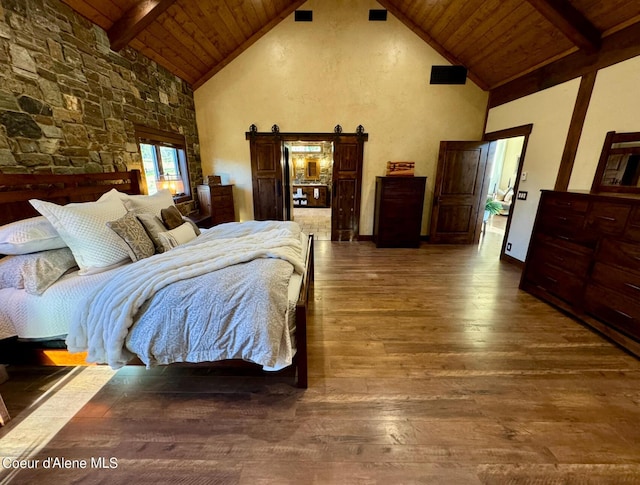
[[332, 134, 366, 241], [429, 141, 492, 244], [247, 128, 368, 232], [248, 133, 284, 221]]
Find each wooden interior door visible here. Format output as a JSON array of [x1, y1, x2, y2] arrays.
[[429, 140, 492, 244], [332, 134, 366, 241], [248, 133, 284, 220], [247, 129, 367, 232]]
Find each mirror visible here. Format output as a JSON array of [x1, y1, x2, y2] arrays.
[[592, 131, 640, 194], [305, 159, 320, 180]]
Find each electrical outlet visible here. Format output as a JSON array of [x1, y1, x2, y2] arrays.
[[521, 171, 528, 181], [507, 242, 512, 251], [517, 191, 528, 200]]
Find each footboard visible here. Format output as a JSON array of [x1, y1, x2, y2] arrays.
[[294, 233, 314, 388]]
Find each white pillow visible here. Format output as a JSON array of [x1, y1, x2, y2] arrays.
[[97, 188, 130, 203], [122, 189, 175, 218], [30, 194, 130, 275], [157, 222, 197, 251], [0, 216, 67, 255]]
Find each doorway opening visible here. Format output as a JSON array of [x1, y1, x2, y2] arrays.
[[284, 140, 333, 241], [428, 124, 531, 263], [482, 124, 532, 262], [482, 136, 524, 243], [247, 128, 367, 241]]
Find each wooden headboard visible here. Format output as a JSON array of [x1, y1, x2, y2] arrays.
[[0, 170, 142, 226]]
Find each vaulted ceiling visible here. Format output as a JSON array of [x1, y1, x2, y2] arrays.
[[62, 0, 640, 94]]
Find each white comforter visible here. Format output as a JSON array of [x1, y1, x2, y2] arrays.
[[66, 221, 305, 369]]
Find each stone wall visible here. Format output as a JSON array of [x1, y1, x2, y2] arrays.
[[0, 0, 202, 196]]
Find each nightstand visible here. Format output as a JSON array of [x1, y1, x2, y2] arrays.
[[197, 184, 235, 227]]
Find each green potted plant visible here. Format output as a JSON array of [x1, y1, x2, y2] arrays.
[[484, 198, 502, 223]]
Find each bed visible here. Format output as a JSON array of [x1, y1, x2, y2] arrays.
[[0, 170, 313, 387]]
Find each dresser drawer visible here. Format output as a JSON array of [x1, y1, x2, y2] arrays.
[[586, 201, 631, 235], [541, 193, 589, 213], [533, 233, 593, 256], [625, 206, 640, 242], [537, 212, 596, 247], [590, 262, 640, 300], [597, 238, 640, 273], [525, 264, 585, 305], [530, 236, 591, 277], [210, 185, 233, 197], [585, 284, 640, 341], [381, 178, 425, 198], [212, 195, 233, 208]]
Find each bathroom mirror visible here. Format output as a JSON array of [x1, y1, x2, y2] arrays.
[[592, 131, 640, 194], [305, 159, 320, 180]]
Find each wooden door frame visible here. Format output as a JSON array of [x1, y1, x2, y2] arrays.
[[483, 124, 533, 262], [246, 127, 368, 240]]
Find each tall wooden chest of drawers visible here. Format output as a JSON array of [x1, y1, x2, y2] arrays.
[[373, 176, 427, 248], [521, 190, 640, 356], [197, 184, 235, 227]]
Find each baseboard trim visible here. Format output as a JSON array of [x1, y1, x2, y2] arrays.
[[501, 253, 524, 269]]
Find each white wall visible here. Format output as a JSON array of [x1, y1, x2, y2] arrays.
[[194, 0, 488, 233], [569, 55, 640, 190], [501, 137, 524, 190], [485, 79, 580, 261]]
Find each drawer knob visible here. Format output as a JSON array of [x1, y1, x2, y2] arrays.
[[596, 216, 616, 222]]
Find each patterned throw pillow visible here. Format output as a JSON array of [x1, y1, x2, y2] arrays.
[[106, 212, 155, 262], [136, 213, 169, 254], [0, 248, 78, 295]]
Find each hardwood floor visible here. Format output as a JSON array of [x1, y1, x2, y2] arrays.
[[2, 231, 640, 484]]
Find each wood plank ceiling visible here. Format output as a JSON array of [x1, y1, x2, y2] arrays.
[[62, 0, 640, 93]]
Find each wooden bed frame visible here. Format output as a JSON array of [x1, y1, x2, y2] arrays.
[[0, 170, 313, 388]]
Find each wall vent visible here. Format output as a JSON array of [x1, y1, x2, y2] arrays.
[[430, 65, 467, 85], [295, 10, 313, 22], [369, 9, 387, 21]]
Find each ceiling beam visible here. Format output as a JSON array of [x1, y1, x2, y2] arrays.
[[525, 0, 600, 53], [376, 0, 489, 91], [108, 0, 177, 52], [489, 20, 640, 108]]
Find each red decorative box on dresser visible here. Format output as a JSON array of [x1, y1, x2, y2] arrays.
[[521, 190, 640, 357]]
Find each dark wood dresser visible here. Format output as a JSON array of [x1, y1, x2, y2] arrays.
[[197, 184, 235, 227], [521, 190, 640, 357], [373, 176, 427, 248]]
